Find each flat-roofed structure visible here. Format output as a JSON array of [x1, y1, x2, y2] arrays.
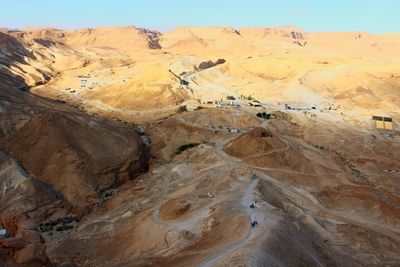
[[372, 116, 393, 130], [384, 121, 393, 130]]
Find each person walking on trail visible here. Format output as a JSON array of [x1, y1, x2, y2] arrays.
[[251, 214, 258, 227], [250, 201, 255, 208]]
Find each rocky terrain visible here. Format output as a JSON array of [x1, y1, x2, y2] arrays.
[[0, 26, 399, 266], [0, 30, 149, 265]]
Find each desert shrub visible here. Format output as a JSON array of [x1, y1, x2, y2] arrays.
[[38, 216, 79, 233], [176, 143, 201, 155], [256, 112, 272, 119], [226, 95, 236, 100], [198, 60, 216, 70], [177, 105, 187, 113], [215, 58, 226, 64], [271, 111, 290, 120]]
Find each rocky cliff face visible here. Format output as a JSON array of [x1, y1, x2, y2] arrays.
[[4, 111, 148, 210], [10, 26, 162, 52], [0, 213, 50, 266], [0, 31, 149, 266]]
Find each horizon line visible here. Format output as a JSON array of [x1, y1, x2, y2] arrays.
[[2, 24, 399, 35]]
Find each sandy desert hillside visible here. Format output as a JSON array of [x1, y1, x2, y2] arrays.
[[0, 25, 399, 266], [4, 26, 397, 120]]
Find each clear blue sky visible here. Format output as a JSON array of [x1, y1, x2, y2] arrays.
[[2, 0, 399, 33]]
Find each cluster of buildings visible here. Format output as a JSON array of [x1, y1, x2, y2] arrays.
[[65, 74, 99, 94], [284, 103, 316, 111], [199, 100, 240, 108], [77, 74, 97, 90], [283, 102, 341, 112], [216, 102, 240, 108]]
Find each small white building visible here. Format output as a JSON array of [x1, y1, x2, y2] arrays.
[[0, 229, 7, 237]]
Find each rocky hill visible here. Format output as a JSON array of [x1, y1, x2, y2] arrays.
[[9, 26, 162, 52], [0, 31, 149, 266], [0, 25, 399, 266]]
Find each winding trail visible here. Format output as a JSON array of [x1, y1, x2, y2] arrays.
[[195, 120, 277, 266], [150, 114, 370, 265], [198, 177, 259, 267]]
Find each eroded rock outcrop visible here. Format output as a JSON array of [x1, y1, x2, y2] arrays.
[[4, 112, 148, 210], [0, 29, 149, 266], [0, 213, 50, 266]]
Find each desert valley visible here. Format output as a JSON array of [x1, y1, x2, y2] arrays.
[[0, 24, 399, 266]]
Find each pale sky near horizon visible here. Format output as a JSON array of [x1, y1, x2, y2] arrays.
[[2, 0, 399, 33]]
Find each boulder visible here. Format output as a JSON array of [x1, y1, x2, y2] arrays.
[[16, 230, 43, 243], [0, 237, 26, 249], [13, 243, 47, 264], [17, 218, 37, 231]]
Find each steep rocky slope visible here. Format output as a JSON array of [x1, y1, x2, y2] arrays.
[[10, 26, 161, 52], [0, 31, 149, 266]]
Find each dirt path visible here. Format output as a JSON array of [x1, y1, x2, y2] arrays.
[[198, 119, 325, 265], [199, 177, 259, 267], [212, 124, 326, 179], [184, 64, 238, 99], [240, 136, 290, 162], [212, 136, 243, 167], [152, 118, 364, 265]]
